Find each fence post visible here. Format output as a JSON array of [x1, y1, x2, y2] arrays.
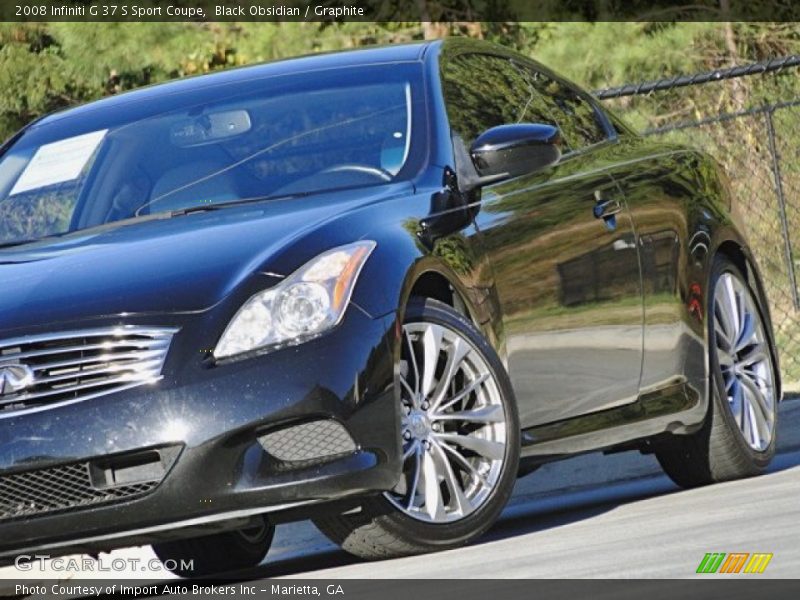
[[765, 108, 800, 311]]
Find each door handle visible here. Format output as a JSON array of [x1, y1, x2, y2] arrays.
[[593, 191, 623, 232], [593, 198, 623, 219]]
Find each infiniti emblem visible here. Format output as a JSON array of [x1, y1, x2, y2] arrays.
[[0, 364, 35, 396]]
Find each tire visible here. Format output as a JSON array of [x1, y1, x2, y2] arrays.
[[152, 518, 274, 577], [314, 297, 520, 560], [655, 255, 778, 488]]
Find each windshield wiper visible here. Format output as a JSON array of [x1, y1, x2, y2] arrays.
[[0, 233, 66, 249], [0, 239, 38, 249], [163, 183, 386, 218], [168, 204, 223, 217], [165, 192, 311, 218]]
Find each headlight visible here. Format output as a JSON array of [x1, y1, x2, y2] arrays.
[[214, 241, 376, 360]]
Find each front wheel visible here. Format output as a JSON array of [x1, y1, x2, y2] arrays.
[[655, 255, 778, 488], [152, 518, 274, 577], [314, 297, 520, 559]]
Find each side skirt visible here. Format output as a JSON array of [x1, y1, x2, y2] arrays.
[[518, 379, 704, 462]]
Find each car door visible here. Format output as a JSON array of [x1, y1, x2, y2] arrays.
[[440, 51, 644, 428]]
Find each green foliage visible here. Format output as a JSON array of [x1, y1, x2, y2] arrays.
[[0, 188, 75, 240], [2, 21, 799, 141]]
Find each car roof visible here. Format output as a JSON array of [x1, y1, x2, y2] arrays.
[[34, 42, 434, 129]]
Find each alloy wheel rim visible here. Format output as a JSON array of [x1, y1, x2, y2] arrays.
[[385, 321, 507, 523], [713, 272, 776, 452]]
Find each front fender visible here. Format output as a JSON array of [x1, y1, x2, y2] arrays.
[[353, 215, 506, 362]]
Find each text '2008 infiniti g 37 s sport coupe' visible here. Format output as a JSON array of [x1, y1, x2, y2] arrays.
[[0, 39, 781, 576]]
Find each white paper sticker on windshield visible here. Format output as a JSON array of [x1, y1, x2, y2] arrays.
[[10, 129, 107, 196]]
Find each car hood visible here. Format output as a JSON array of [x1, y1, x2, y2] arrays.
[[0, 185, 405, 334]]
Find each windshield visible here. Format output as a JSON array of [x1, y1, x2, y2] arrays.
[[0, 63, 424, 246]]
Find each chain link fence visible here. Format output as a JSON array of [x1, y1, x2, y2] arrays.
[[596, 58, 800, 391]]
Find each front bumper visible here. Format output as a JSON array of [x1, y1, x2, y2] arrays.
[[0, 306, 401, 558]]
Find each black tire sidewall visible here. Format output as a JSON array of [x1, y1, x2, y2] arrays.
[[368, 297, 520, 549], [153, 520, 275, 577], [708, 257, 777, 466]]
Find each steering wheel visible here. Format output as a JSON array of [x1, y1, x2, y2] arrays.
[[317, 164, 393, 182], [269, 163, 393, 197]]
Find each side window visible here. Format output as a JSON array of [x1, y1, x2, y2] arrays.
[[441, 53, 539, 148], [517, 64, 608, 151], [441, 53, 608, 154]]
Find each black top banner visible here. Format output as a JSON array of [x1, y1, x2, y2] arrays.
[[3, 0, 800, 22]]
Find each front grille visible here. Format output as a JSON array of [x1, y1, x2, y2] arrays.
[[0, 448, 177, 522], [0, 326, 177, 416]]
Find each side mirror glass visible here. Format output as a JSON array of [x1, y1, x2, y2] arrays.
[[470, 123, 561, 183]]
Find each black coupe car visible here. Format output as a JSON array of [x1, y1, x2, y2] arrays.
[[0, 39, 781, 576]]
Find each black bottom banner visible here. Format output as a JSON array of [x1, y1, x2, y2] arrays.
[[3, 579, 800, 600]]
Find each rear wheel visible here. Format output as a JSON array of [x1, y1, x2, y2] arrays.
[[152, 518, 274, 577], [655, 256, 778, 488], [314, 297, 520, 559]]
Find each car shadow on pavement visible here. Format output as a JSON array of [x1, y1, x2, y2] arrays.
[[484, 474, 679, 544], [235, 549, 360, 579], [486, 444, 800, 546]]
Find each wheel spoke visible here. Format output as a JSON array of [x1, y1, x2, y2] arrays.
[[429, 337, 471, 411], [403, 439, 420, 461], [736, 290, 748, 343], [724, 274, 743, 339], [435, 433, 505, 461], [404, 329, 421, 399], [739, 373, 772, 433], [439, 441, 490, 488], [744, 397, 760, 448], [737, 381, 766, 449], [740, 367, 773, 387], [733, 311, 756, 354], [739, 385, 753, 444], [405, 444, 422, 511], [730, 379, 745, 429], [738, 345, 768, 369], [436, 373, 490, 414], [714, 314, 732, 352], [420, 325, 443, 399], [430, 441, 470, 516], [421, 449, 445, 521], [750, 400, 770, 448], [716, 277, 738, 342], [399, 374, 416, 406], [433, 405, 505, 424], [717, 352, 735, 369]]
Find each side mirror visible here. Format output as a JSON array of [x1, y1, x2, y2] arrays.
[[470, 123, 561, 183]]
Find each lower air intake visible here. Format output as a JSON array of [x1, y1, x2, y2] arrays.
[[258, 419, 357, 465], [0, 448, 177, 522]]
